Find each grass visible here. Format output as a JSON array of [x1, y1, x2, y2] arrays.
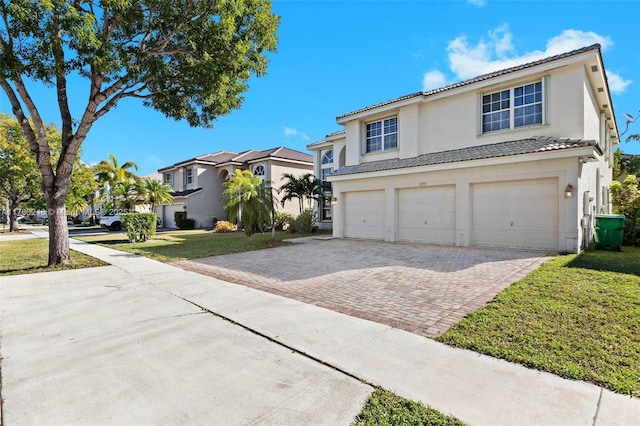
[[0, 238, 107, 276], [75, 229, 307, 262], [354, 388, 465, 426], [437, 247, 640, 397]]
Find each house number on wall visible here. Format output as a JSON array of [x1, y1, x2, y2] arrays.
[[418, 181, 427, 187]]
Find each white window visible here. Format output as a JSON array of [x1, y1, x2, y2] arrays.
[[366, 117, 397, 153], [185, 168, 193, 185], [164, 172, 173, 185], [321, 197, 332, 221], [482, 80, 544, 133], [321, 150, 333, 183], [253, 164, 265, 177]]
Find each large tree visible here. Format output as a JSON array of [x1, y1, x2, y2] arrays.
[[0, 0, 279, 265]]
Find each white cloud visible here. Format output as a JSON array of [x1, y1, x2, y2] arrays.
[[545, 30, 613, 56], [443, 27, 617, 81], [284, 126, 310, 141], [468, 0, 487, 6], [422, 70, 448, 91], [606, 71, 632, 94]]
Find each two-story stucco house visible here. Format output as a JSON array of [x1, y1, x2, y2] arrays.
[[308, 44, 619, 253], [157, 147, 313, 228]]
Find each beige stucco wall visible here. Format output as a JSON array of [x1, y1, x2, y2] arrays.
[[269, 160, 313, 217], [338, 63, 595, 163]]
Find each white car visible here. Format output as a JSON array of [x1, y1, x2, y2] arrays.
[[100, 214, 122, 231]]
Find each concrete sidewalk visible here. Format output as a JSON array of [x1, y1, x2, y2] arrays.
[[2, 231, 639, 425]]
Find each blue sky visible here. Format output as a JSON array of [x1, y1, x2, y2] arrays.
[[1, 0, 639, 176]]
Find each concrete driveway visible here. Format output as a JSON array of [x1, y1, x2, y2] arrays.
[[173, 238, 552, 338]]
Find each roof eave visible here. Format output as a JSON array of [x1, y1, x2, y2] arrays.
[[329, 146, 602, 181]]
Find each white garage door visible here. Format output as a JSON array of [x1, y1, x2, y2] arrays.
[[343, 190, 385, 240], [398, 186, 456, 245], [472, 178, 558, 250]]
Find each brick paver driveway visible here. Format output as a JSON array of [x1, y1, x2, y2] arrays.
[[173, 238, 552, 338]]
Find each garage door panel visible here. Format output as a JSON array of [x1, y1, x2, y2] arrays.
[[398, 186, 455, 245], [344, 191, 385, 240], [472, 179, 558, 251]]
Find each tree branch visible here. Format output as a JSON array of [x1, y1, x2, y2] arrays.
[[50, 18, 73, 145]]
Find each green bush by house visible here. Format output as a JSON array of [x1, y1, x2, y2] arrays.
[[174, 211, 196, 229], [121, 212, 157, 242]]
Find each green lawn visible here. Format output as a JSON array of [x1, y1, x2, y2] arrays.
[[437, 247, 640, 397], [354, 389, 465, 426], [75, 229, 306, 262], [0, 238, 107, 276]]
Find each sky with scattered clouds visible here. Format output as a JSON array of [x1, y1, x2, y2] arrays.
[[1, 0, 638, 175]]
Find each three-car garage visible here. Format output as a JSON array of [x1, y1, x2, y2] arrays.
[[337, 177, 561, 252]]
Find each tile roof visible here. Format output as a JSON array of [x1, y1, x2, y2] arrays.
[[239, 146, 312, 163], [172, 188, 203, 197], [330, 137, 600, 177], [337, 44, 602, 120], [159, 147, 311, 171]]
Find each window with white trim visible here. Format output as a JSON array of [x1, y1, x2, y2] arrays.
[[482, 80, 543, 133], [164, 172, 173, 186], [321, 197, 332, 221], [253, 164, 265, 177], [321, 150, 333, 183], [366, 117, 398, 153], [185, 168, 193, 185]]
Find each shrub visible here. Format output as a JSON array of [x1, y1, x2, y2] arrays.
[[121, 212, 157, 243], [175, 211, 196, 229], [214, 220, 237, 233], [610, 175, 640, 246], [274, 211, 294, 231], [290, 209, 314, 234]]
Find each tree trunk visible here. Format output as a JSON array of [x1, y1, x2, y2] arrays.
[[47, 202, 70, 265], [9, 200, 19, 232]]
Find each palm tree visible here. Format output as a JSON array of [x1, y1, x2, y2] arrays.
[[142, 178, 174, 213], [279, 172, 327, 214], [279, 173, 306, 214], [222, 169, 274, 237], [111, 180, 144, 212], [94, 153, 140, 210]]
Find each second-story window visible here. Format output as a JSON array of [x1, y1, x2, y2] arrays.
[[482, 80, 543, 133], [185, 168, 193, 185], [164, 172, 173, 186], [366, 117, 397, 153], [253, 164, 265, 177], [321, 150, 333, 183]]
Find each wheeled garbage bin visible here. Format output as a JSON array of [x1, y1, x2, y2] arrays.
[[594, 214, 625, 251]]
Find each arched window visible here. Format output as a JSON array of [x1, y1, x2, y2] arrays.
[[322, 150, 333, 165], [321, 150, 333, 183], [253, 164, 265, 177]]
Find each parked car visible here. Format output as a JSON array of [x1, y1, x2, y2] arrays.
[[100, 214, 122, 231]]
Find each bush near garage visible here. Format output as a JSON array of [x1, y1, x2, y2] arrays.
[[174, 211, 196, 229], [213, 220, 237, 233], [121, 212, 156, 243]]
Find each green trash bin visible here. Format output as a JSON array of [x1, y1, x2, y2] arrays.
[[594, 214, 625, 251]]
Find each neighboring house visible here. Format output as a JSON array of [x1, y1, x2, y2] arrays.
[[157, 147, 313, 228], [308, 44, 618, 253]]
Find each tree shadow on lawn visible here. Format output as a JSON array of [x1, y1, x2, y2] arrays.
[[565, 246, 640, 276]]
